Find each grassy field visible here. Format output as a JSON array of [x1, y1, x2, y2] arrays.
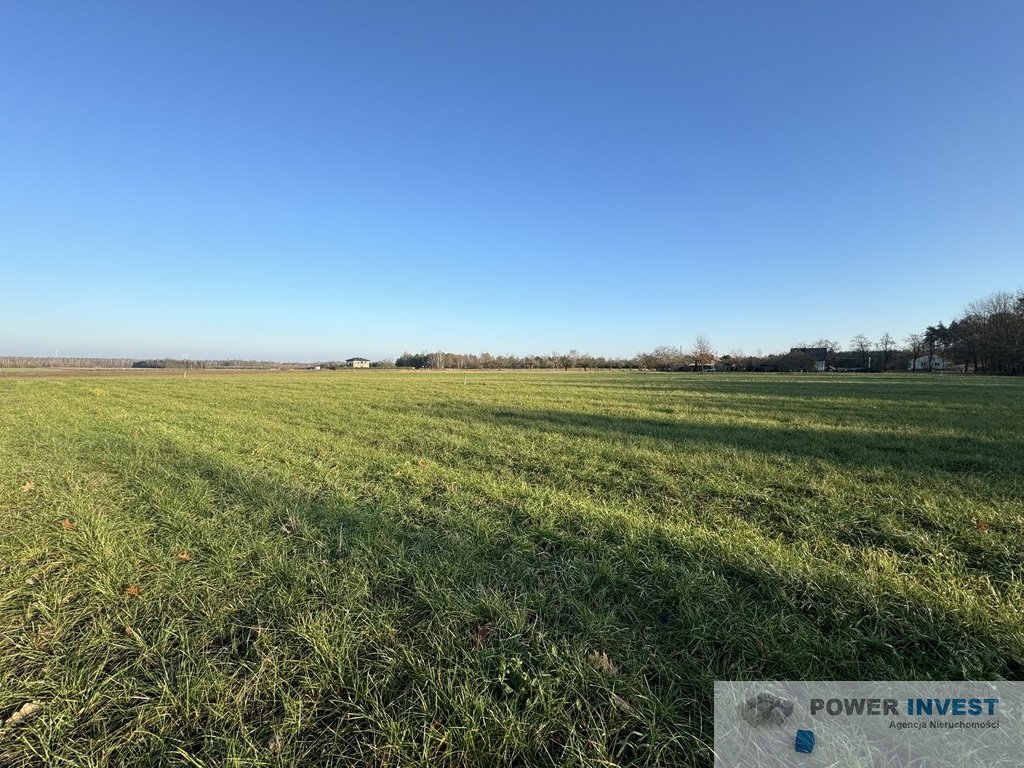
[[2, 371, 1022, 766]]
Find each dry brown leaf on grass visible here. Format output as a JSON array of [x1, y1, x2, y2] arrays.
[[20, 481, 34, 492], [471, 623, 492, 650], [610, 693, 633, 715], [4, 701, 41, 727], [59, 518, 76, 530], [125, 584, 141, 598], [588, 650, 618, 676]]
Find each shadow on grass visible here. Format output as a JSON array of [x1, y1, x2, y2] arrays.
[[534, 372, 1022, 400], [56, 433, 1024, 765], [451, 404, 1021, 585], [473, 405, 1024, 496]]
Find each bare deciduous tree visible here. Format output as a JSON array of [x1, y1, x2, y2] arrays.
[[692, 335, 715, 371], [879, 332, 894, 370], [905, 333, 924, 370], [851, 334, 871, 367]]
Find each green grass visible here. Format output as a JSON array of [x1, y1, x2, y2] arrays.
[[2, 371, 1022, 766]]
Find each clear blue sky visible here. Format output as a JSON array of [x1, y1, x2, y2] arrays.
[[2, 1, 1021, 360]]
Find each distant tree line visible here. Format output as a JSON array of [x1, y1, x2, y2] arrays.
[[0, 357, 136, 368], [920, 291, 1024, 374], [395, 337, 721, 372], [5, 290, 1020, 374], [392, 291, 1023, 375], [814, 289, 1024, 375], [395, 350, 638, 371], [309, 360, 396, 370], [0, 357, 310, 369], [131, 359, 293, 369]]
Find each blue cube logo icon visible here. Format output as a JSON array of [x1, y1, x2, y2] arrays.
[[795, 729, 815, 754]]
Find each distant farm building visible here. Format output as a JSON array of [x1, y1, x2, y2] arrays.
[[776, 347, 829, 372], [345, 357, 371, 368], [909, 355, 949, 371]]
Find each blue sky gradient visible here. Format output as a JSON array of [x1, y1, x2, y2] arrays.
[[2, 1, 1022, 360]]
